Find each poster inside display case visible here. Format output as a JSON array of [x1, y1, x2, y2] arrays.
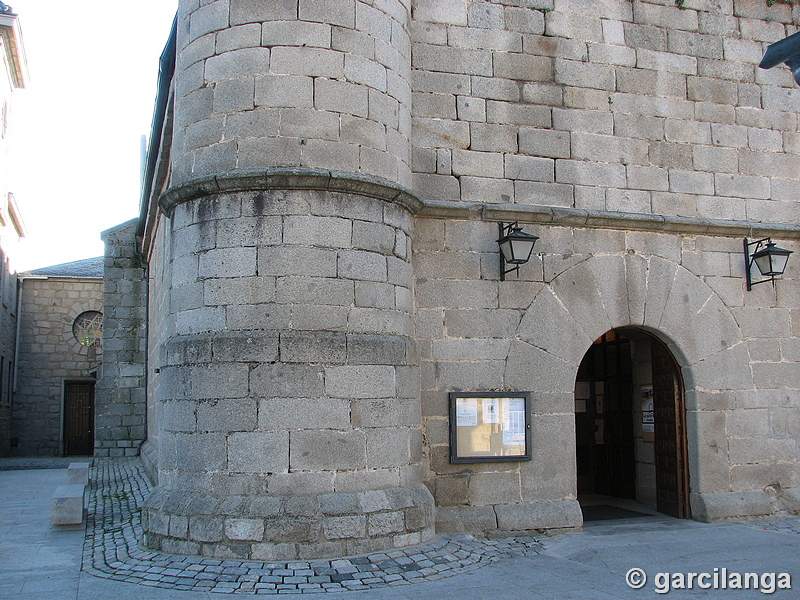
[[449, 392, 532, 463]]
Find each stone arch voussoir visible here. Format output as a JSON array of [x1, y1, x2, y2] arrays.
[[508, 253, 753, 395]]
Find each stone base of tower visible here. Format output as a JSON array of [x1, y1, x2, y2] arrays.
[[141, 485, 435, 560], [141, 171, 433, 561]]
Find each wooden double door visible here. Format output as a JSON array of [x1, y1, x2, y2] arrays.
[[575, 330, 690, 518]]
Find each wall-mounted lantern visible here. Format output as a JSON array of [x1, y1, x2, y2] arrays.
[[498, 222, 538, 281], [759, 30, 800, 86], [744, 238, 793, 291]]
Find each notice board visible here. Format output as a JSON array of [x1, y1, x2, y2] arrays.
[[449, 392, 532, 463]]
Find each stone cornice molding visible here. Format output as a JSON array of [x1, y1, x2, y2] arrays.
[[157, 169, 800, 241], [159, 168, 424, 216], [420, 200, 800, 240]]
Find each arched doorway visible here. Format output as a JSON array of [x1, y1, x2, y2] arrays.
[[574, 328, 690, 519]]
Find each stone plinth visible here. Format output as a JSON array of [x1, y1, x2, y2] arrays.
[[52, 484, 85, 526]]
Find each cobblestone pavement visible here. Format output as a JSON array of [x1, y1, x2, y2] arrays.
[[83, 458, 543, 594], [745, 518, 800, 535]]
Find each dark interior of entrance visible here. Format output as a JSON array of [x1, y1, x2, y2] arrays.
[[576, 331, 635, 499], [575, 329, 690, 519]]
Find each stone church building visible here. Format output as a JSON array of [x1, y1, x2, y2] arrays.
[[97, 0, 800, 561]]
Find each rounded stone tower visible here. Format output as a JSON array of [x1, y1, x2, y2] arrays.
[[141, 0, 435, 560]]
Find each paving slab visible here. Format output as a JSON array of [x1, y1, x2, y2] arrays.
[[0, 468, 83, 600], [1, 459, 799, 599]]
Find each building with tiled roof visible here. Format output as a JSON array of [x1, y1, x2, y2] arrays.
[[11, 257, 103, 456], [25, 256, 104, 278]]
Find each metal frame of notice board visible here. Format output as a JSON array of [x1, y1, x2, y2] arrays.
[[449, 391, 532, 463]]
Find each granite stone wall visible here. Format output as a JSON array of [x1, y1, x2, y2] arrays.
[[141, 211, 173, 479], [135, 0, 800, 556], [140, 0, 435, 560], [410, 0, 800, 529], [411, 0, 800, 223], [13, 276, 103, 456], [170, 0, 413, 188], [142, 183, 435, 560], [95, 220, 148, 458]]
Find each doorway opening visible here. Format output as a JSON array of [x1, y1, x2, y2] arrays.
[[64, 380, 95, 456], [574, 328, 690, 520]]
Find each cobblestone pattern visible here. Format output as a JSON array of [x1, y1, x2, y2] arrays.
[[84, 458, 543, 594], [746, 519, 800, 535]]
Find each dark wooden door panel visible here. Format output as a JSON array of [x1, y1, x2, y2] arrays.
[[64, 382, 94, 456], [652, 342, 689, 518]]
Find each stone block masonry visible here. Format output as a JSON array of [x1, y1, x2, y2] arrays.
[[405, 0, 800, 533], [137, 0, 441, 561], [172, 0, 414, 188], [409, 0, 800, 222], [132, 0, 800, 561], [13, 274, 103, 457], [143, 176, 434, 560], [96, 220, 148, 458]]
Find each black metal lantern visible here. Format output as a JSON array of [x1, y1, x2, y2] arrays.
[[759, 30, 800, 86], [498, 222, 538, 281], [744, 238, 793, 291]]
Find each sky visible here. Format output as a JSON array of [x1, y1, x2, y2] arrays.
[[9, 0, 179, 271]]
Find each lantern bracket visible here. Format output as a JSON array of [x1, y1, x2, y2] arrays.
[[744, 237, 793, 291], [498, 222, 538, 281]]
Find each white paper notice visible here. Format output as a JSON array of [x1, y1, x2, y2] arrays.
[[482, 398, 500, 424], [456, 398, 478, 427], [502, 398, 526, 446]]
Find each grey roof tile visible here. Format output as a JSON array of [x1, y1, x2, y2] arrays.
[[26, 256, 103, 278]]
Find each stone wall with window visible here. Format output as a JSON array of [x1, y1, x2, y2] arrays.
[[12, 274, 102, 456], [0, 5, 27, 457]]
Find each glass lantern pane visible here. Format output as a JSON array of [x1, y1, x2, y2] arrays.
[[510, 239, 536, 263], [499, 239, 515, 262], [753, 252, 774, 275], [771, 253, 790, 275], [754, 248, 790, 277]]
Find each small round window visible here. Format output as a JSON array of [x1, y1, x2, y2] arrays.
[[73, 311, 103, 347]]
